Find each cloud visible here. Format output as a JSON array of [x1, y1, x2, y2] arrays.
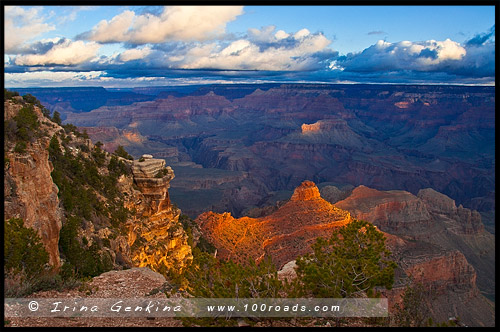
[[334, 38, 467, 72], [330, 29, 495, 80], [79, 6, 244, 44], [173, 27, 336, 71], [4, 6, 55, 53], [79, 25, 336, 73], [465, 25, 495, 47], [367, 31, 386, 35], [13, 39, 101, 66], [4, 70, 105, 86], [118, 46, 152, 62]]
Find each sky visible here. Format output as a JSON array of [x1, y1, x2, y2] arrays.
[[3, 5, 496, 87]]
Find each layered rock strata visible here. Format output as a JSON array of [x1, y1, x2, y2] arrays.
[[126, 155, 193, 272], [4, 100, 63, 268], [195, 181, 352, 268]]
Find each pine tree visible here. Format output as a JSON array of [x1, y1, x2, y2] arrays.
[[294, 219, 397, 298]]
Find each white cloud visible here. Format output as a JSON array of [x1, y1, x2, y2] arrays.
[[175, 27, 333, 71], [14, 39, 101, 66], [4, 6, 55, 53], [294, 28, 311, 39], [118, 46, 152, 62], [275, 30, 290, 40], [5, 71, 104, 86], [336, 38, 467, 73], [82, 6, 244, 44]]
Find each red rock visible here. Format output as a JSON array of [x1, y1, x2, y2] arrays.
[[195, 181, 352, 268], [4, 100, 63, 268]]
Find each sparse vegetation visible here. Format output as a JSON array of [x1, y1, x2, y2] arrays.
[[52, 111, 62, 125], [47, 120, 133, 279], [59, 216, 113, 278], [3, 217, 83, 297], [292, 219, 396, 298], [4, 218, 49, 279], [4, 88, 19, 100], [114, 145, 134, 160], [154, 167, 170, 178]]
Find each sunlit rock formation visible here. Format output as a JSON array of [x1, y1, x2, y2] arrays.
[[125, 154, 192, 273], [195, 180, 352, 268]]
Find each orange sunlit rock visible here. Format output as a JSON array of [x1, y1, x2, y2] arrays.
[[195, 180, 352, 268], [125, 155, 193, 273]]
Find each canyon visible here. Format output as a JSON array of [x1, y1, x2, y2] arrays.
[[4, 84, 495, 327], [196, 180, 495, 326], [49, 84, 493, 230]]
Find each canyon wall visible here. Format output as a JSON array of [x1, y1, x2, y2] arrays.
[[4, 100, 63, 267]]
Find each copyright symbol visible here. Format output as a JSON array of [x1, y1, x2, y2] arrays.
[[28, 301, 39, 311]]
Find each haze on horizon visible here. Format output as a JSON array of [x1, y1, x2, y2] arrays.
[[3, 4, 495, 88]]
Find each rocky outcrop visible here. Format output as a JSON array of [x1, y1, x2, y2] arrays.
[[334, 185, 432, 233], [383, 239, 495, 327], [195, 181, 352, 268], [417, 188, 484, 235], [4, 100, 63, 268], [125, 155, 192, 273], [289, 180, 321, 201], [319, 185, 352, 204], [404, 251, 477, 297], [332, 184, 494, 326]]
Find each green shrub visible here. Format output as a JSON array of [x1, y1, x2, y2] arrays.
[[52, 111, 62, 125], [58, 216, 113, 278], [4, 89, 19, 100], [154, 168, 170, 178], [294, 219, 397, 298], [14, 104, 39, 142], [14, 141, 27, 153], [4, 218, 49, 279], [114, 145, 133, 160]]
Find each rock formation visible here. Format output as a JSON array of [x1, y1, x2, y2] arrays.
[[125, 154, 193, 273], [63, 83, 494, 220], [4, 99, 63, 267], [195, 181, 352, 268], [333, 184, 495, 326], [334, 185, 432, 232], [417, 188, 484, 235], [196, 180, 494, 326]]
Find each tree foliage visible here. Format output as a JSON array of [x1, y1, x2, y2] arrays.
[[114, 145, 134, 160], [183, 248, 284, 299], [4, 218, 49, 279], [392, 281, 433, 327], [4, 88, 19, 100], [48, 130, 132, 279], [294, 219, 397, 298], [58, 216, 113, 278], [52, 111, 62, 125]]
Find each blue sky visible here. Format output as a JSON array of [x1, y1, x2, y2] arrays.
[[3, 5, 496, 87]]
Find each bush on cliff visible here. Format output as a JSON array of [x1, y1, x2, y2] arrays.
[[4, 218, 49, 279], [114, 145, 134, 160], [48, 130, 132, 278], [59, 216, 113, 278], [293, 219, 397, 298]]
